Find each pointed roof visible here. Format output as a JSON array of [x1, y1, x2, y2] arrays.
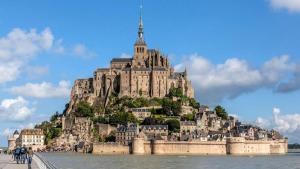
[[135, 1, 146, 46], [13, 130, 19, 135]]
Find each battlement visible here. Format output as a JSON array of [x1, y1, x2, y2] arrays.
[[93, 137, 288, 155]]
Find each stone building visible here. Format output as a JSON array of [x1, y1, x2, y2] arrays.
[[58, 116, 93, 148], [7, 130, 20, 151], [140, 125, 168, 140], [130, 106, 161, 121], [180, 121, 197, 133], [18, 129, 45, 146], [116, 123, 139, 145], [95, 123, 117, 138], [66, 11, 194, 115]]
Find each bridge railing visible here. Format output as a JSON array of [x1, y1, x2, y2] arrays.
[[33, 153, 57, 169]]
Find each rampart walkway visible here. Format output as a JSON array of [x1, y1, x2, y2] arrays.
[[0, 154, 38, 169]]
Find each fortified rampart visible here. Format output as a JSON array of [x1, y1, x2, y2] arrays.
[[93, 143, 130, 154], [93, 137, 288, 155], [227, 137, 287, 155]]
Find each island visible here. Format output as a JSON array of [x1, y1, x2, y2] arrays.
[[7, 10, 288, 156]]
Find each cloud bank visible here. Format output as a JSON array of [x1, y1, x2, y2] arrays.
[[256, 108, 300, 143], [0, 28, 96, 84], [0, 28, 53, 84], [10, 81, 71, 98], [0, 96, 34, 122], [269, 0, 300, 12], [72, 44, 96, 59], [175, 54, 298, 105]]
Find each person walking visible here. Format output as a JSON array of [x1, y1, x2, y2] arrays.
[[20, 146, 27, 164], [27, 147, 33, 169], [12, 149, 16, 161], [15, 146, 21, 164]]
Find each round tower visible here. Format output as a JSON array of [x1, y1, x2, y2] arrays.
[[132, 137, 145, 155], [226, 137, 246, 155]]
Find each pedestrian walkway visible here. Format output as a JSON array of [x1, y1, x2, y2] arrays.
[[0, 154, 38, 169]]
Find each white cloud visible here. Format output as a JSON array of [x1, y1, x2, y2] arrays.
[[0, 61, 22, 84], [272, 107, 300, 133], [0, 28, 96, 84], [269, 0, 300, 12], [255, 108, 300, 143], [1, 128, 12, 136], [0, 96, 34, 122], [18, 123, 35, 130], [72, 44, 96, 58], [119, 53, 131, 58], [255, 117, 272, 129], [0, 28, 54, 84], [175, 54, 297, 104], [10, 80, 71, 98], [25, 66, 49, 79], [276, 65, 300, 93], [0, 28, 53, 60]]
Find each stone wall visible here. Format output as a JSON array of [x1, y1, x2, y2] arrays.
[[226, 137, 288, 155], [151, 140, 226, 155], [30, 145, 47, 152], [93, 143, 130, 154], [92, 137, 288, 155]]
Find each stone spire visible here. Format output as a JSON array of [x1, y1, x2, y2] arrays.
[[135, 0, 146, 45], [183, 67, 188, 78], [138, 4, 143, 39]]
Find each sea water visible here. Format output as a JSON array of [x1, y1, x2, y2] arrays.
[[41, 152, 300, 169]]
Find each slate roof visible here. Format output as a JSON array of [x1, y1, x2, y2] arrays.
[[117, 124, 138, 132], [170, 72, 184, 79], [13, 130, 19, 135], [152, 67, 167, 71], [141, 125, 168, 130], [20, 129, 44, 135], [135, 38, 146, 45], [180, 121, 196, 126], [111, 58, 132, 63], [131, 67, 151, 71]]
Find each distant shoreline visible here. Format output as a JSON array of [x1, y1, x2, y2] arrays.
[[288, 149, 300, 153]]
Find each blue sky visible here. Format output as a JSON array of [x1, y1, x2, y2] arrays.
[[1, 0, 300, 146]]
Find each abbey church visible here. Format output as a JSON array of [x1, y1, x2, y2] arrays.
[[67, 13, 194, 114]]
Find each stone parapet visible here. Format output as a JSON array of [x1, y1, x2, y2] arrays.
[[93, 143, 130, 154], [92, 137, 288, 155]]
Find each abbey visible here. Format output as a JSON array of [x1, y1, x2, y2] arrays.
[[68, 14, 194, 112]]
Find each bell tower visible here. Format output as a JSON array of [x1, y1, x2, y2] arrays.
[[133, 1, 147, 67]]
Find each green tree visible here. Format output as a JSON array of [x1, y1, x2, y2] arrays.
[[171, 101, 182, 116], [214, 105, 228, 120], [167, 87, 183, 98], [189, 98, 200, 109], [62, 103, 69, 115], [75, 101, 93, 117], [165, 119, 180, 133], [181, 114, 194, 121], [50, 111, 60, 122], [149, 97, 163, 106], [105, 132, 116, 142], [92, 116, 107, 124], [141, 117, 164, 125], [161, 98, 182, 116], [162, 98, 172, 115], [109, 112, 138, 125]]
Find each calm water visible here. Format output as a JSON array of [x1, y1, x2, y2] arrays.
[[41, 152, 300, 169]]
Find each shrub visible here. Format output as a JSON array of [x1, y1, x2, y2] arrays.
[[214, 105, 228, 120], [165, 119, 180, 133], [75, 101, 93, 117], [181, 114, 194, 121]]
